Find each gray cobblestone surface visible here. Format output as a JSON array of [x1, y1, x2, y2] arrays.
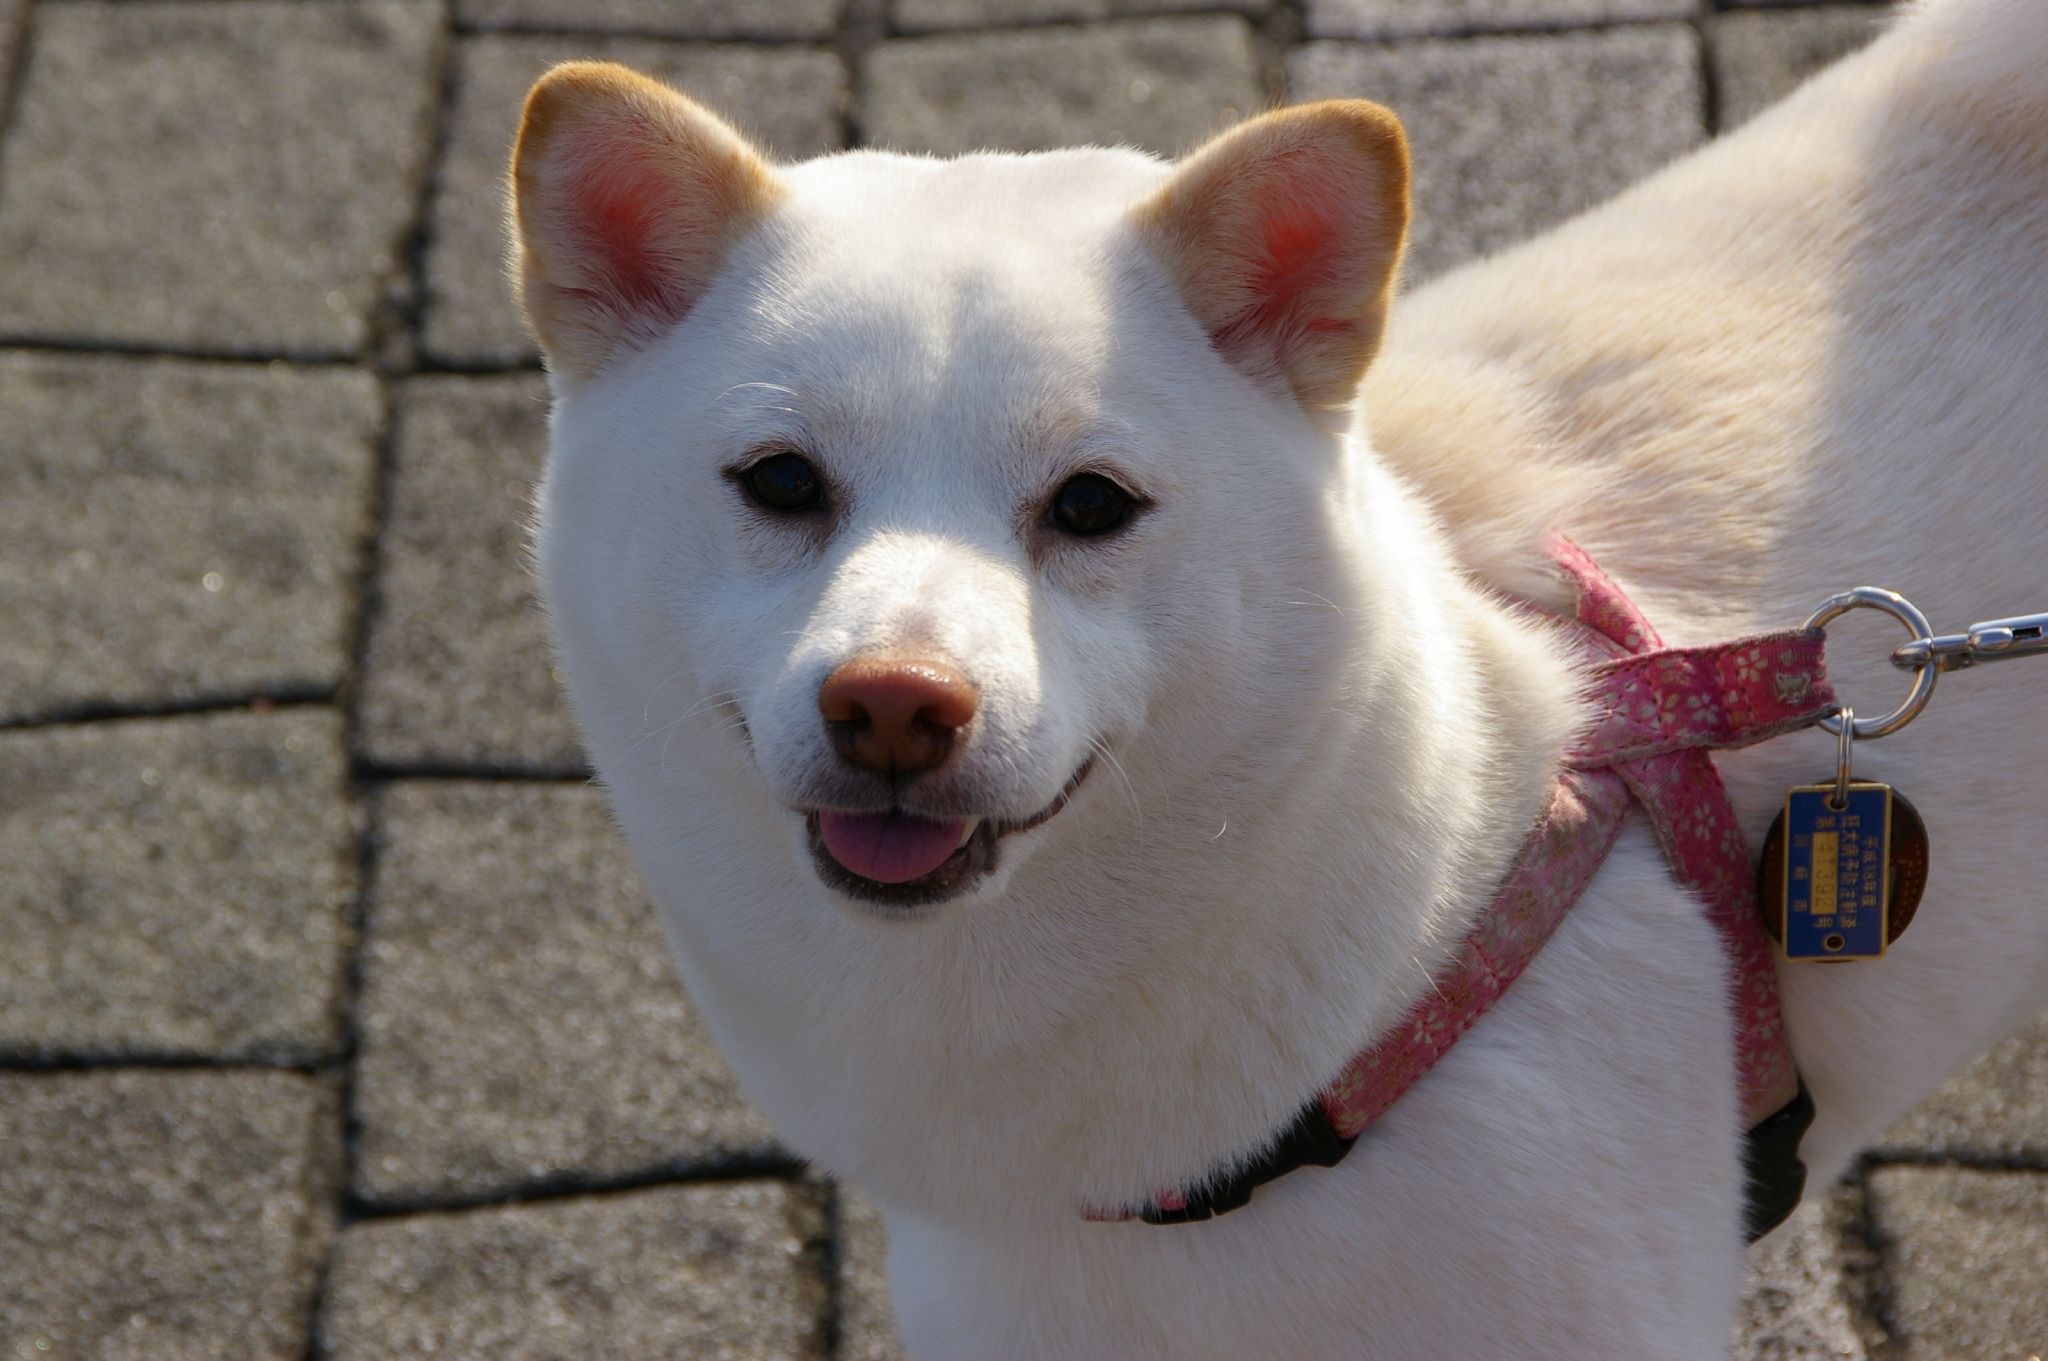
[[1305, 0, 1692, 40], [352, 782, 777, 1207], [0, 1070, 337, 1361], [320, 1182, 828, 1360], [458, 0, 843, 41], [2, 1, 2036, 1356], [894, 0, 1269, 31], [864, 18, 1263, 156], [0, 354, 380, 723], [356, 374, 584, 773], [1867, 1166, 2048, 1359], [0, 1, 441, 356], [0, 0, 25, 112], [0, 711, 355, 1063], [1736, 1189, 1873, 1360]]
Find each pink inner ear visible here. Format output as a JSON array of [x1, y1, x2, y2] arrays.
[[1213, 164, 1362, 358], [566, 130, 689, 322], [1257, 196, 1341, 304]]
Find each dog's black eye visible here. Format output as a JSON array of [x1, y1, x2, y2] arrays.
[[739, 451, 824, 513], [1049, 473, 1135, 537]]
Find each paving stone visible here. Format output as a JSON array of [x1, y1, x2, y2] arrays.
[[457, 0, 841, 40], [357, 375, 585, 773], [353, 781, 778, 1205], [836, 1188, 908, 1361], [1735, 1189, 1870, 1361], [321, 1181, 828, 1359], [1289, 27, 1705, 281], [1867, 1166, 2048, 1359], [1876, 1010, 2048, 1161], [1305, 0, 1692, 40], [0, 1069, 337, 1361], [1711, 7, 1888, 130], [894, 0, 1268, 34], [0, 0, 25, 112], [0, 354, 380, 724], [864, 17, 1262, 157], [0, 1, 442, 356], [423, 35, 847, 368], [0, 710, 355, 1063]]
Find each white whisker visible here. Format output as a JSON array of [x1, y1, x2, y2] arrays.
[[1089, 738, 1144, 829], [617, 688, 743, 769], [716, 380, 801, 403], [1286, 590, 1357, 616], [638, 670, 695, 724]]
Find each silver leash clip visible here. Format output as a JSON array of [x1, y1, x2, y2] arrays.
[[1891, 612, 2048, 673], [1804, 591, 2048, 740]]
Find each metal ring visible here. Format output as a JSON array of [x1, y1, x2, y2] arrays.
[[1803, 587, 1938, 739], [1831, 707, 1854, 809]]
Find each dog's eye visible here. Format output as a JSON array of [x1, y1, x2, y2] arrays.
[[739, 451, 824, 513], [1049, 473, 1135, 537]]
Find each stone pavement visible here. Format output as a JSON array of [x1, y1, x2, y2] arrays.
[[1, 0, 2040, 1357]]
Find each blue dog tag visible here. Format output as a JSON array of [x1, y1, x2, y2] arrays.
[[1779, 783, 1892, 961]]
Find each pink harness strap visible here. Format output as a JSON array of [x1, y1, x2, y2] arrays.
[[1102, 539, 1835, 1227], [1324, 539, 1827, 1137]]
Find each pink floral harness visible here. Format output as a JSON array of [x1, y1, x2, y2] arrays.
[[1097, 538, 1835, 1240]]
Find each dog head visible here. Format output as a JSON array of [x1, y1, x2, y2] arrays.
[[514, 64, 1409, 920]]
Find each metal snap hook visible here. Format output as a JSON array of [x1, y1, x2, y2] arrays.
[[1803, 588, 1938, 739]]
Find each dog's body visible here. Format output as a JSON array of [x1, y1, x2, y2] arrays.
[[514, 2, 2048, 1355]]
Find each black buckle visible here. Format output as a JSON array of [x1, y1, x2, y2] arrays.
[[1742, 1079, 1815, 1243], [1140, 1100, 1355, 1225]]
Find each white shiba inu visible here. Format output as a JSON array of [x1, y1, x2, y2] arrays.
[[510, 0, 2048, 1354]]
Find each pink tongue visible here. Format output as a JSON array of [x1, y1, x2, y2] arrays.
[[817, 810, 971, 884]]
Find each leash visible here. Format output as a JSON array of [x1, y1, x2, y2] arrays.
[[1087, 542, 2046, 1240]]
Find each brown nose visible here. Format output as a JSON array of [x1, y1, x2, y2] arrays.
[[817, 654, 978, 776]]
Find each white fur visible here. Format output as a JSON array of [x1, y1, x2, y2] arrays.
[[532, 2, 2048, 1355]]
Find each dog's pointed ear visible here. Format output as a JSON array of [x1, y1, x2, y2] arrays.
[[510, 62, 785, 382], [1132, 101, 1410, 411]]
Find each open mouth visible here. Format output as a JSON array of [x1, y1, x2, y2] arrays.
[[804, 760, 1092, 911]]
